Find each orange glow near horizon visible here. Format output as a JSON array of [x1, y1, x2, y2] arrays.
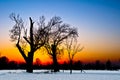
[[0, 35, 120, 65], [0, 40, 120, 65]]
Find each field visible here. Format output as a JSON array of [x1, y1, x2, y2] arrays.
[[0, 70, 120, 80]]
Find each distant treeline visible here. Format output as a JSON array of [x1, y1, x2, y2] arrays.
[[0, 56, 120, 70]]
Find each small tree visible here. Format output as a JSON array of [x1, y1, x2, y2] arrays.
[[66, 38, 84, 74], [106, 60, 111, 70], [44, 16, 78, 72], [9, 13, 48, 73], [0, 56, 9, 69]]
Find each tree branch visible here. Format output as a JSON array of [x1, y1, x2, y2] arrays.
[[16, 43, 27, 62], [34, 42, 45, 52], [45, 45, 53, 56], [23, 36, 31, 44], [29, 17, 34, 47], [56, 33, 69, 46]]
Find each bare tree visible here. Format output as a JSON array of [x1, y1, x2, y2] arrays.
[[9, 13, 48, 73], [66, 38, 84, 74], [44, 16, 78, 72]]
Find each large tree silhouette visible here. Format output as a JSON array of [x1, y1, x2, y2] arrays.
[[66, 38, 84, 74], [44, 16, 78, 72], [9, 13, 48, 73]]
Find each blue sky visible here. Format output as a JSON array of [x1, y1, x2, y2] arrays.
[[0, 0, 120, 61]]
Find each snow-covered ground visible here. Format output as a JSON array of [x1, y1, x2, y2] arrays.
[[0, 70, 120, 80]]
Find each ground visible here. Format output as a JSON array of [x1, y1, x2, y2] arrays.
[[0, 70, 120, 80]]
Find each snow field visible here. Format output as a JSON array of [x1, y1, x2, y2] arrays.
[[0, 70, 120, 80]]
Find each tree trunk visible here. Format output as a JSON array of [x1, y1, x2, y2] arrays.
[[52, 45, 59, 72], [53, 53, 59, 72], [26, 17, 34, 73], [26, 52, 34, 73]]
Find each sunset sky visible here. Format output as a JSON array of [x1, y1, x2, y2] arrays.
[[0, 0, 120, 64]]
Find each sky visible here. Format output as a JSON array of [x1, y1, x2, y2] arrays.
[[0, 0, 120, 63]]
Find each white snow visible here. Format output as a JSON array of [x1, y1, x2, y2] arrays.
[[0, 70, 120, 80]]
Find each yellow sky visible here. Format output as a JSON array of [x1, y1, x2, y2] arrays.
[[0, 38, 120, 64]]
